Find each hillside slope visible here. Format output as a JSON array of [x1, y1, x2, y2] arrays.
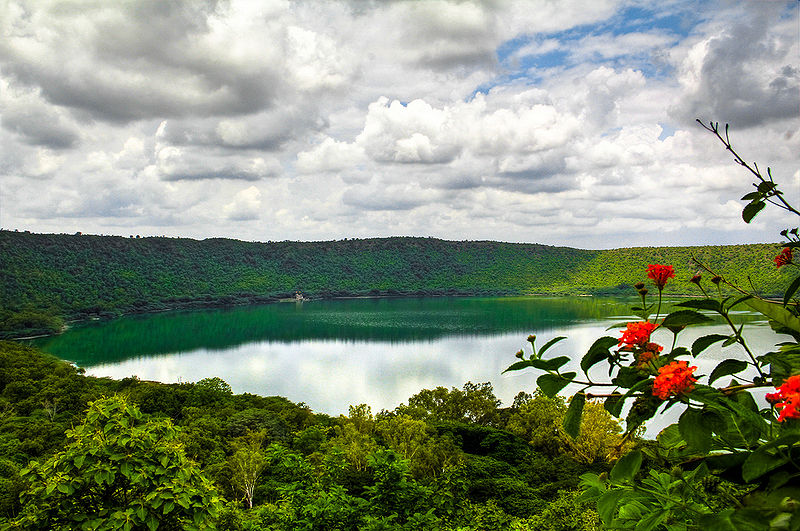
[[0, 230, 787, 335]]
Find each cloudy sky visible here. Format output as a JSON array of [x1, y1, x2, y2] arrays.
[[0, 0, 798, 249]]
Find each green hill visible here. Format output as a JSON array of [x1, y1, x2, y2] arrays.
[[0, 230, 788, 337]]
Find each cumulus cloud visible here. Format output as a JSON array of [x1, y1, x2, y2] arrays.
[[0, 84, 81, 148], [224, 186, 263, 220], [296, 138, 366, 174], [0, 0, 797, 248], [149, 143, 281, 182], [670, 3, 799, 127]]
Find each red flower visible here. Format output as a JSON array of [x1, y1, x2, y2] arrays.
[[774, 247, 793, 268], [618, 322, 659, 348], [646, 264, 675, 290], [652, 361, 697, 400], [766, 375, 800, 422]]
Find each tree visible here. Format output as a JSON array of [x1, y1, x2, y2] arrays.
[[506, 391, 628, 463], [396, 382, 501, 426], [227, 430, 267, 509], [12, 395, 221, 531]]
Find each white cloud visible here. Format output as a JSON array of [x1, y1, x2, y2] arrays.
[[224, 185, 263, 220], [0, 0, 797, 248]]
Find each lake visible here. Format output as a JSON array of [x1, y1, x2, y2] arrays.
[[30, 296, 781, 434]]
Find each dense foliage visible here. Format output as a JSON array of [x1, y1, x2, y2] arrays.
[[0, 230, 786, 337], [0, 340, 618, 530]]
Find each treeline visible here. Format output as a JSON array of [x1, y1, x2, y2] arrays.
[[0, 230, 787, 336], [0, 340, 620, 529]]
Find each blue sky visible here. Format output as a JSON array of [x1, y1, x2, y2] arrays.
[[0, 0, 797, 248]]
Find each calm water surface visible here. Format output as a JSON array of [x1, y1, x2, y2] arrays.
[[30, 296, 781, 433]]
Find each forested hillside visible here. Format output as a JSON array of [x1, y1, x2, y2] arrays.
[[0, 229, 787, 337]]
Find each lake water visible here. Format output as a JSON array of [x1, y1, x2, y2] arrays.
[[30, 296, 782, 434]]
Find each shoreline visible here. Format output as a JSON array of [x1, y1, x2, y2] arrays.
[[3, 288, 728, 341]]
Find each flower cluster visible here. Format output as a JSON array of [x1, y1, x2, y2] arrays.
[[652, 360, 698, 400], [646, 264, 675, 290], [635, 343, 663, 369], [774, 247, 793, 268], [766, 374, 800, 422], [618, 322, 658, 348]]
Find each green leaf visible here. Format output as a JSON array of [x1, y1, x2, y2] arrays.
[[742, 447, 791, 482], [692, 334, 729, 356], [661, 310, 713, 329], [784, 275, 800, 306], [708, 359, 748, 384], [57, 483, 74, 495], [656, 424, 684, 449], [740, 191, 760, 201], [503, 360, 533, 373], [744, 297, 800, 334], [757, 181, 776, 193], [678, 408, 711, 454], [604, 393, 624, 417], [538, 356, 571, 371], [597, 489, 626, 525], [634, 509, 668, 531], [538, 336, 567, 357], [537, 373, 571, 397], [742, 200, 765, 223], [581, 336, 618, 373], [610, 451, 642, 484], [563, 392, 586, 438]]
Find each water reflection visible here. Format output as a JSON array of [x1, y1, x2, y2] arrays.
[[29, 296, 779, 436], [32, 296, 641, 365]]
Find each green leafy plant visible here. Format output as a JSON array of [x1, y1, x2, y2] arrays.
[[9, 395, 222, 531], [506, 122, 800, 530]]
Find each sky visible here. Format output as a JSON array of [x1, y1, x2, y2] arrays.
[[0, 0, 798, 249]]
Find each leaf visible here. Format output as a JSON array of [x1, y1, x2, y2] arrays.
[[740, 191, 760, 201], [581, 336, 618, 374], [597, 489, 626, 525], [742, 200, 765, 223], [757, 181, 776, 194], [656, 424, 684, 449], [661, 310, 713, 329], [678, 408, 711, 454], [634, 509, 668, 531], [538, 336, 567, 357], [784, 275, 800, 306], [503, 360, 533, 373], [708, 359, 748, 385], [538, 356, 571, 371], [741, 447, 791, 482], [610, 451, 642, 484], [604, 393, 624, 417], [744, 297, 800, 334], [692, 334, 729, 356], [537, 373, 571, 397], [563, 392, 586, 438]]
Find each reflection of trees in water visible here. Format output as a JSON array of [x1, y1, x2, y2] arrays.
[[30, 296, 758, 366]]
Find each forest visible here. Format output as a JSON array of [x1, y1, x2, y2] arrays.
[[0, 340, 594, 529], [0, 340, 749, 530], [0, 229, 787, 338]]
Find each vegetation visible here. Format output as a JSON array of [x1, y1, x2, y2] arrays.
[[0, 340, 613, 529], [507, 122, 800, 529], [0, 230, 788, 337]]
